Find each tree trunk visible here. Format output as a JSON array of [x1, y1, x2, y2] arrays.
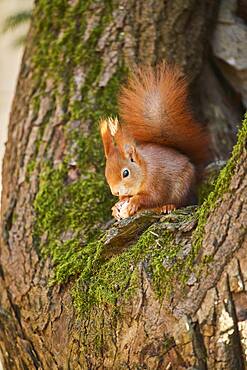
[[0, 1, 246, 369]]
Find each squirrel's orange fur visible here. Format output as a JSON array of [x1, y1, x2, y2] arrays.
[[100, 63, 210, 220]]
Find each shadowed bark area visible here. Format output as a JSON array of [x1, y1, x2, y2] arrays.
[[0, 0, 246, 369]]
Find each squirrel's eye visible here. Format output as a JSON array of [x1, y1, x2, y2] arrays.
[[122, 169, 130, 178]]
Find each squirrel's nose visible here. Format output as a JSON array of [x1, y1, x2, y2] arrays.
[[112, 191, 119, 196]]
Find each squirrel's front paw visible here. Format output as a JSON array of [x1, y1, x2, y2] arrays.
[[112, 197, 140, 220], [125, 197, 140, 217]]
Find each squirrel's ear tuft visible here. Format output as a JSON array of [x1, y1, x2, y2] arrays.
[[124, 143, 140, 163], [99, 119, 114, 158], [107, 116, 119, 137]]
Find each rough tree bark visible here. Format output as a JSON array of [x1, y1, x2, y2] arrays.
[[0, 1, 246, 369]]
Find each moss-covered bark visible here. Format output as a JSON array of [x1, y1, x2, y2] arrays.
[[1, 0, 246, 369]]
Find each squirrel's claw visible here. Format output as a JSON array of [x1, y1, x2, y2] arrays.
[[126, 198, 140, 217], [160, 204, 176, 214]]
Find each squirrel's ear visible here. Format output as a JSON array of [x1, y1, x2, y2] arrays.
[[124, 143, 140, 163], [99, 119, 114, 158]]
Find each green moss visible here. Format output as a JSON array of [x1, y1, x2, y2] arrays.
[[26, 159, 36, 177], [34, 162, 111, 247], [56, 214, 194, 313], [198, 175, 217, 205], [32, 1, 115, 85]]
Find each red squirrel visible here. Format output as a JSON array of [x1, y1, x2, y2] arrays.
[[100, 63, 210, 220]]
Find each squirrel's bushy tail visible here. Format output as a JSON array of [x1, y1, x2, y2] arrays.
[[118, 63, 210, 165]]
